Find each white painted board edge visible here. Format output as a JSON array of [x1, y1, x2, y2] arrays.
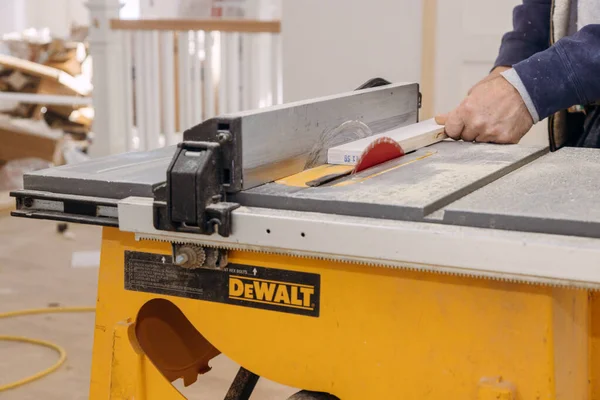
[[327, 118, 446, 165]]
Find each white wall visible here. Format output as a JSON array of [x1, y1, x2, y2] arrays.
[[433, 0, 548, 145], [281, 0, 422, 102], [25, 0, 88, 38], [434, 0, 520, 114], [0, 0, 26, 35], [139, 0, 182, 18]]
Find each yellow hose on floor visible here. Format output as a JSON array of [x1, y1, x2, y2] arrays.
[[0, 306, 96, 392]]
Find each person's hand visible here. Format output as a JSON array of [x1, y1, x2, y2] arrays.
[[435, 70, 533, 144]]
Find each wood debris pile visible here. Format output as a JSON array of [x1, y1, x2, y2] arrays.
[[0, 26, 92, 196]]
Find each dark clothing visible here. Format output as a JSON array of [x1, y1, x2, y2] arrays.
[[494, 1, 552, 68], [493, 0, 600, 148], [575, 106, 600, 147]]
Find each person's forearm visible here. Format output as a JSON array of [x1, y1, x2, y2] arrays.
[[494, 0, 552, 68], [512, 24, 600, 120]]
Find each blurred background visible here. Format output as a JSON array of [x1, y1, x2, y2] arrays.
[[0, 0, 549, 199], [0, 1, 549, 399]]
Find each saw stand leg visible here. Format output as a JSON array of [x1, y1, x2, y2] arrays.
[[287, 391, 340, 400], [104, 319, 187, 399], [100, 318, 263, 400], [223, 369, 342, 400], [224, 367, 260, 400]]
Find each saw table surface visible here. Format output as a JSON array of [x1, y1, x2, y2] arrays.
[[23, 146, 175, 199], [16, 139, 600, 240], [236, 141, 546, 221], [442, 147, 600, 238]]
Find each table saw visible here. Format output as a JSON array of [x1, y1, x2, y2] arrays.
[[10, 80, 600, 400]]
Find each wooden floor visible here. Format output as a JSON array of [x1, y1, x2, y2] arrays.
[[0, 216, 297, 400]]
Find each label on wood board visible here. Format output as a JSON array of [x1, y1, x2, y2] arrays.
[[124, 251, 321, 317]]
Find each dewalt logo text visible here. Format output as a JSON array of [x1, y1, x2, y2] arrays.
[[228, 276, 316, 312], [124, 254, 320, 317]]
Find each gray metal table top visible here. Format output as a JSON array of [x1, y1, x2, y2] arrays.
[[235, 141, 547, 221], [442, 147, 600, 238], [24, 146, 175, 199], [28, 140, 600, 240]]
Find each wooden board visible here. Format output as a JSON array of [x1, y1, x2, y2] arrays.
[[0, 54, 62, 81], [327, 118, 446, 165], [0, 120, 63, 164], [0, 54, 91, 96]]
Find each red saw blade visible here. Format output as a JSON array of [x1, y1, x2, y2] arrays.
[[352, 137, 405, 173]]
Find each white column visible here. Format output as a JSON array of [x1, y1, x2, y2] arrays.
[[86, 0, 128, 157]]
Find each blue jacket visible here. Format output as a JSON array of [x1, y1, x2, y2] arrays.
[[494, 0, 600, 120]]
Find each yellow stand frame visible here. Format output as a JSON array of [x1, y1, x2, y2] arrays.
[[90, 228, 599, 400]]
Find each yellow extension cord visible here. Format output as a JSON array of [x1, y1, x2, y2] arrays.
[[0, 306, 96, 392]]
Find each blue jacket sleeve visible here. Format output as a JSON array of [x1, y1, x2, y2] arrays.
[[494, 0, 552, 68], [513, 24, 600, 120]]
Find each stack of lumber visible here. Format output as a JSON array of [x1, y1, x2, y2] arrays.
[[0, 27, 92, 138], [0, 28, 92, 201], [0, 53, 92, 137]]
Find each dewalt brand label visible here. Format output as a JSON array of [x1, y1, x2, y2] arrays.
[[124, 251, 320, 317]]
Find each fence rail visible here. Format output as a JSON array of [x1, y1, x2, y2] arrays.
[[110, 18, 281, 33]]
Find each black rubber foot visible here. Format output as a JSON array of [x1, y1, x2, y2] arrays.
[[287, 390, 340, 400], [56, 222, 69, 233]]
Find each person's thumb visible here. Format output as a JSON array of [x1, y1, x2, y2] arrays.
[[435, 113, 448, 125]]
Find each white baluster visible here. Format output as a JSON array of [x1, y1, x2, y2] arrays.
[[204, 31, 215, 118], [133, 31, 146, 151], [177, 31, 189, 132], [228, 32, 240, 112], [121, 31, 134, 151], [219, 32, 228, 115], [185, 32, 194, 129], [241, 33, 253, 111], [160, 31, 177, 146], [142, 31, 154, 149], [191, 30, 202, 125], [147, 30, 161, 149], [197, 31, 204, 121], [271, 33, 282, 105]]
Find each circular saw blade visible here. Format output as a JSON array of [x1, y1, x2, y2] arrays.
[[352, 137, 405, 173]]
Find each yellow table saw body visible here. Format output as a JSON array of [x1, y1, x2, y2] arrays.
[[90, 227, 600, 400]]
